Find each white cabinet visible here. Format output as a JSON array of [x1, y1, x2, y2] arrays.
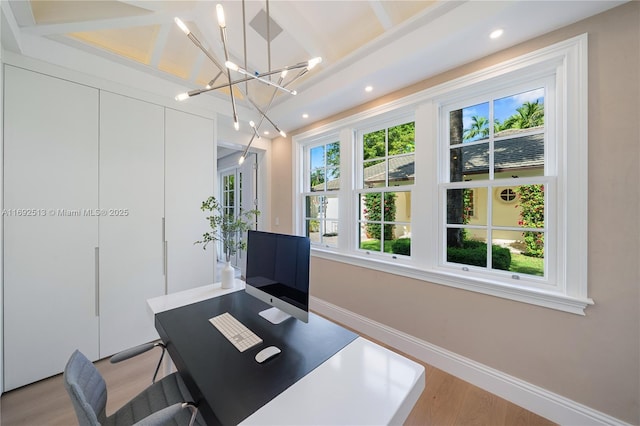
[[165, 108, 215, 293], [3, 66, 100, 390], [3, 67, 217, 389], [98, 92, 165, 357]]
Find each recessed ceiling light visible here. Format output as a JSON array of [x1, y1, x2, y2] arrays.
[[263, 130, 270, 135], [302, 113, 309, 119], [365, 86, 373, 92], [490, 29, 504, 39]]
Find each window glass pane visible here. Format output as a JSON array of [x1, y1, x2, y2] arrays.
[[447, 229, 488, 267], [310, 145, 324, 170], [389, 154, 415, 186], [363, 159, 386, 188], [451, 102, 490, 145], [494, 135, 544, 178], [446, 189, 464, 225], [392, 225, 411, 256], [323, 194, 339, 221], [306, 219, 320, 243], [363, 129, 386, 160], [326, 142, 340, 168], [494, 88, 544, 132], [492, 231, 544, 277], [321, 220, 339, 247], [492, 185, 544, 228], [360, 192, 381, 222], [310, 169, 325, 192], [514, 184, 544, 229], [383, 224, 396, 254], [447, 189, 486, 225], [305, 195, 323, 219], [450, 144, 489, 182], [388, 122, 415, 155], [359, 222, 380, 251], [326, 167, 340, 191], [391, 191, 411, 223]]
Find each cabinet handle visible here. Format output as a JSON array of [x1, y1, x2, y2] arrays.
[[164, 241, 168, 293], [162, 217, 166, 275], [95, 247, 100, 317]]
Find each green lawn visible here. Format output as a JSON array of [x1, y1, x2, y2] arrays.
[[509, 252, 544, 276], [360, 239, 392, 252], [362, 238, 544, 276]]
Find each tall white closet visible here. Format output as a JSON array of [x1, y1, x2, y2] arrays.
[[165, 108, 215, 293], [98, 92, 165, 357], [4, 66, 100, 390], [3, 65, 216, 390]]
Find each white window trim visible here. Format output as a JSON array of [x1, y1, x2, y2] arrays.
[[293, 34, 592, 315]]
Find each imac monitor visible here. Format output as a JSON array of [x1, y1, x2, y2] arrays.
[[244, 230, 310, 324]]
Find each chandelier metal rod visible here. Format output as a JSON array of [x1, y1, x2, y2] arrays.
[[239, 73, 286, 164], [217, 5, 239, 130]]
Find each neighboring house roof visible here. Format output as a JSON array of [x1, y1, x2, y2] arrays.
[[461, 128, 544, 175], [364, 155, 415, 187], [312, 128, 544, 190]]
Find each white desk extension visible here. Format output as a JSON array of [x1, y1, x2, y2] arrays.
[[147, 281, 425, 425]]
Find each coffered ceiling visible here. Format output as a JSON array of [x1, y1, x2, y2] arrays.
[[1, 1, 627, 136]]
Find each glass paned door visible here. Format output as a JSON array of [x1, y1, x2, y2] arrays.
[[218, 153, 258, 270]]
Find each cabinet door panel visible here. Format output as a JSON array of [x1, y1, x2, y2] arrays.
[[3, 66, 99, 390], [99, 92, 165, 357], [165, 109, 215, 293]]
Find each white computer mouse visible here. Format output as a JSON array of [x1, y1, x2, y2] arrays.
[[255, 346, 281, 363]]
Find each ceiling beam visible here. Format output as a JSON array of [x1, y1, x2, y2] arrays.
[[368, 0, 393, 30], [20, 10, 182, 36], [266, 2, 326, 61], [7, 0, 34, 26], [1, 1, 24, 53], [149, 22, 171, 68]]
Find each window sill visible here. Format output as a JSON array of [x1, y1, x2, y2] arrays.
[[311, 247, 593, 315]]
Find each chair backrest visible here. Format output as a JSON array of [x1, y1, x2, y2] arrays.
[[63, 350, 108, 426]]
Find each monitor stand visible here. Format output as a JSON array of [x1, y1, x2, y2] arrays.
[[259, 307, 291, 324]]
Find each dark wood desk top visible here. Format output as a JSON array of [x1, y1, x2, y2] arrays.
[[155, 290, 358, 425]]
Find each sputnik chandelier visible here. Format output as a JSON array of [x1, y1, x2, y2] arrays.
[[173, 1, 322, 164]]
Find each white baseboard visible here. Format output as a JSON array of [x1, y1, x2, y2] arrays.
[[310, 296, 630, 426]]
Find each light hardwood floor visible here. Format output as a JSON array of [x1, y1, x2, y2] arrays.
[[1, 342, 555, 426]]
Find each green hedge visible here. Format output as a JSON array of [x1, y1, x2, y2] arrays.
[[447, 240, 511, 270], [391, 238, 411, 256]]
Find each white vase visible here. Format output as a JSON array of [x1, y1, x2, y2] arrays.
[[221, 261, 235, 289]]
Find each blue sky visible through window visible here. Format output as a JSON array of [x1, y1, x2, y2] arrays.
[[462, 88, 544, 142]]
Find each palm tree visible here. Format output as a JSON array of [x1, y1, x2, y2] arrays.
[[497, 100, 544, 131], [463, 115, 490, 141]]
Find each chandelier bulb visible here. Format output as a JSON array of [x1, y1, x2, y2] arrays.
[[279, 129, 287, 138], [234, 120, 240, 131], [225, 61, 239, 72], [216, 4, 226, 28], [238, 155, 245, 165], [307, 57, 323, 70], [174, 17, 190, 35], [175, 92, 190, 101]]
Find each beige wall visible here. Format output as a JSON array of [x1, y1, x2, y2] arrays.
[[272, 3, 640, 423]]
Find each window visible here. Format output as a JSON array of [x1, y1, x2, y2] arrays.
[[358, 121, 414, 256], [499, 188, 517, 203], [294, 35, 590, 314], [303, 139, 340, 247], [442, 85, 549, 280]]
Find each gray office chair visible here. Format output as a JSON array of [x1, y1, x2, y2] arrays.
[[64, 348, 205, 426]]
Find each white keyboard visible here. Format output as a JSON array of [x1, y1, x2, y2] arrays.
[[209, 312, 263, 352]]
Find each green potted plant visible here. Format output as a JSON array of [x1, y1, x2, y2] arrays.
[[195, 196, 259, 288]]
